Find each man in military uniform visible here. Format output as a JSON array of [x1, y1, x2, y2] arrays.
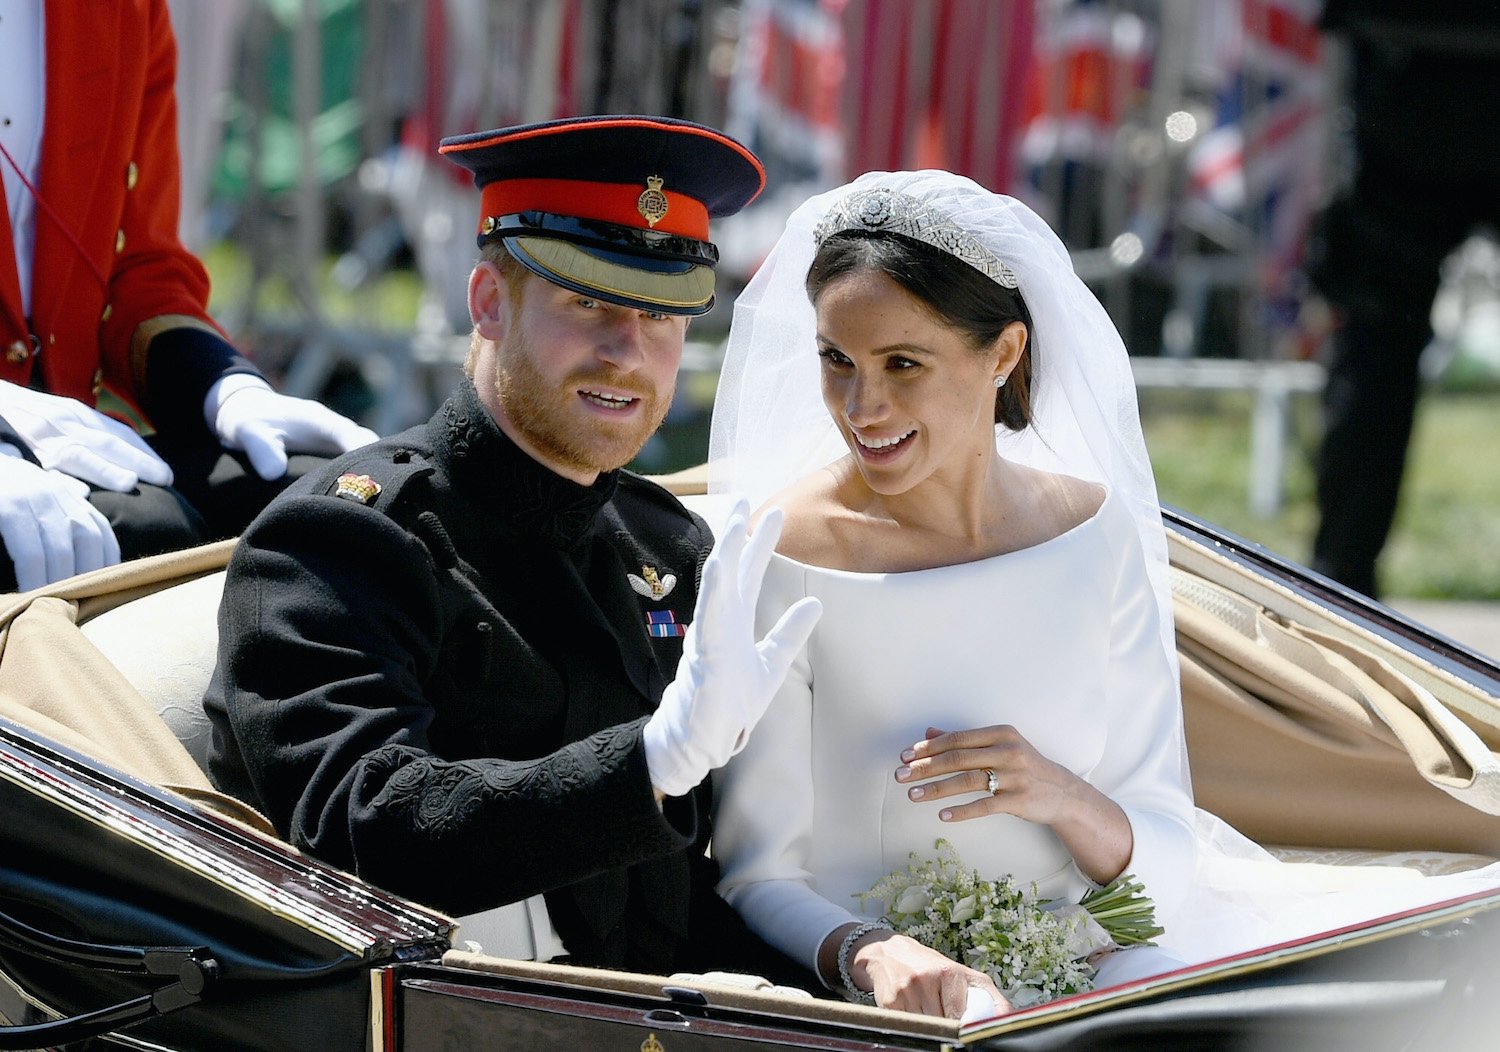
[[205, 115, 821, 975]]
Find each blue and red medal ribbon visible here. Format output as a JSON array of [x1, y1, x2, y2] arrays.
[[646, 610, 686, 637]]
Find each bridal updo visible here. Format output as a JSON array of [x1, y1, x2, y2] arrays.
[[804, 230, 1036, 431]]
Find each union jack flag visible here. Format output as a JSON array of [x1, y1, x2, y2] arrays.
[[1186, 0, 1327, 332]]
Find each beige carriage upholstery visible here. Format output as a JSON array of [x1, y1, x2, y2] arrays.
[[2, 467, 1498, 875], [1167, 528, 1500, 863], [0, 541, 272, 835]]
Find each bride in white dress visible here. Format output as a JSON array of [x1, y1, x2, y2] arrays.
[[709, 172, 1193, 1017], [706, 171, 1500, 1019]]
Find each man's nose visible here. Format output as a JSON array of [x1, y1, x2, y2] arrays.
[[596, 311, 647, 370]]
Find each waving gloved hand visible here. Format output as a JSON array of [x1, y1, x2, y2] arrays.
[[0, 445, 120, 592], [207, 375, 380, 481], [0, 381, 173, 491], [643, 501, 823, 798]]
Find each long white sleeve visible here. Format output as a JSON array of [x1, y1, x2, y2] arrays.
[[713, 557, 858, 974], [1087, 497, 1198, 920]]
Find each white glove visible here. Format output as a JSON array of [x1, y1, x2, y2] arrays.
[[207, 375, 380, 480], [0, 444, 121, 592], [0, 381, 173, 491], [643, 501, 823, 797]]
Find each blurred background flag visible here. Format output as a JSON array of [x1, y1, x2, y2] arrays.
[[1017, 0, 1152, 199], [727, 0, 846, 191], [1186, 0, 1325, 333], [841, 0, 1034, 192]]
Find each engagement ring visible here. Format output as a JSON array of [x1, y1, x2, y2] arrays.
[[984, 768, 1000, 795]]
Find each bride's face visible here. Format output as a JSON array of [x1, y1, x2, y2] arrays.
[[814, 268, 1006, 496]]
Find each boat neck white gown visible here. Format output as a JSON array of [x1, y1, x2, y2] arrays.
[[712, 489, 1199, 977], [713, 487, 1500, 989]]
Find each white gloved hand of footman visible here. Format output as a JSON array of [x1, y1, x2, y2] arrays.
[[0, 445, 120, 591], [207, 375, 379, 481], [643, 500, 822, 797], [0, 381, 172, 491]]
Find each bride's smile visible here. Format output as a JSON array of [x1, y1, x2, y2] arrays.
[[852, 428, 915, 456], [813, 269, 1010, 497]]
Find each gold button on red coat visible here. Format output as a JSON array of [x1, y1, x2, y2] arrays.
[[126, 161, 139, 190], [115, 229, 126, 254], [5, 340, 29, 365]]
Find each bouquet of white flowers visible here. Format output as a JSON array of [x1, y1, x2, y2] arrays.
[[856, 840, 1163, 1008]]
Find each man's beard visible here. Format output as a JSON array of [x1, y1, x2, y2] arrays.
[[492, 332, 673, 476]]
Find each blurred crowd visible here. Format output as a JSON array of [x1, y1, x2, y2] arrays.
[[29, 0, 1500, 596]]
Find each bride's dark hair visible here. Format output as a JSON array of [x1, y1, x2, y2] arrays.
[[805, 230, 1036, 430]]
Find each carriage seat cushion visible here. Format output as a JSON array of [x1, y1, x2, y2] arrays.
[[78, 570, 225, 771]]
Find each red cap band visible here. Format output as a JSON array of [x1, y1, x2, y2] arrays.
[[479, 178, 711, 240]]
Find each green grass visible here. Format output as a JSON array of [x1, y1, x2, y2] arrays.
[[1141, 387, 1500, 600], [201, 242, 426, 332]]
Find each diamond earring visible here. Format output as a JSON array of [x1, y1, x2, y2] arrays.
[[994, 374, 1007, 389]]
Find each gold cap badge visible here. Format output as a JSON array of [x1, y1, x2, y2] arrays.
[[640, 1035, 665, 1052], [334, 473, 382, 505], [637, 175, 669, 228]]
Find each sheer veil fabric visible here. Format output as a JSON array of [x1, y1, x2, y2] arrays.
[[708, 170, 1185, 781]]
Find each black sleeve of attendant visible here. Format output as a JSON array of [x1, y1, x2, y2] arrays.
[[211, 493, 697, 916], [142, 326, 263, 441]]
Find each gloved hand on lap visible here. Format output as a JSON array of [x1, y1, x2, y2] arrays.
[[208, 375, 379, 481], [0, 445, 119, 591], [0, 381, 172, 492]]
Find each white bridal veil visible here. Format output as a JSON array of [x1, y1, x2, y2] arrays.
[[708, 169, 1180, 703]]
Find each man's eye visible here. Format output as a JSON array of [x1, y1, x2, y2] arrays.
[[577, 297, 599, 309], [644, 310, 668, 322]]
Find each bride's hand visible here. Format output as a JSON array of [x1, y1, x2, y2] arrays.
[[895, 725, 1084, 826], [897, 726, 1134, 883], [848, 929, 1009, 1019]]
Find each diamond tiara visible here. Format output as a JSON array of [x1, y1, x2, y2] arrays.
[[812, 187, 1020, 289]]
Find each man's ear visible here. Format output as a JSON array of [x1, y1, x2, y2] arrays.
[[468, 260, 512, 342]]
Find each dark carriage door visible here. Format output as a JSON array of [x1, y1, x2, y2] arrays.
[[392, 961, 957, 1052]]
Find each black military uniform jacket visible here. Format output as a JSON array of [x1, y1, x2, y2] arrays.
[[204, 380, 716, 972]]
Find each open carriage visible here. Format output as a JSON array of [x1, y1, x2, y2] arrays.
[[2, 476, 1500, 1051]]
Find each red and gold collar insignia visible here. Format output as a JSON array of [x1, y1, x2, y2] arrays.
[[334, 473, 381, 505]]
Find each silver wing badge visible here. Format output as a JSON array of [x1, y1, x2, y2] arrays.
[[628, 565, 677, 600]]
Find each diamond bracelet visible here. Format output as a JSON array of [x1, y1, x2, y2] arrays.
[[836, 919, 894, 1005]]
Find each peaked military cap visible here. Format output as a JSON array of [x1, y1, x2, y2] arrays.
[[439, 115, 766, 316]]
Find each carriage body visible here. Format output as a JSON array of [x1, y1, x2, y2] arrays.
[[2, 498, 1499, 1051]]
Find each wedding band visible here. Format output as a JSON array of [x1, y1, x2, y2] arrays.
[[984, 768, 1000, 795]]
